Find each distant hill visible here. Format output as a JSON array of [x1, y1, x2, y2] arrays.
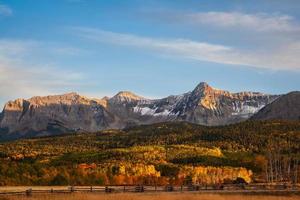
[[252, 91, 300, 121]]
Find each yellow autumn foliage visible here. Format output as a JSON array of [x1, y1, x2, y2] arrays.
[[179, 166, 252, 184]]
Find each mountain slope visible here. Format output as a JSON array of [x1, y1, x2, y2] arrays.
[[0, 82, 278, 140], [252, 91, 300, 120]]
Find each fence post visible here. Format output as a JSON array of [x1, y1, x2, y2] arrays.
[[123, 185, 126, 192], [166, 185, 173, 192], [26, 188, 32, 196], [181, 185, 183, 191], [90, 186, 93, 192], [105, 186, 112, 193], [135, 185, 144, 192]]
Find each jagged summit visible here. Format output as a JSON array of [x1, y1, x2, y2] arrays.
[[191, 82, 268, 99], [192, 82, 211, 92], [192, 82, 226, 95], [3, 98, 26, 112], [28, 92, 81, 101], [25, 92, 94, 106], [110, 91, 145, 102], [2, 92, 93, 113], [194, 81, 210, 89]]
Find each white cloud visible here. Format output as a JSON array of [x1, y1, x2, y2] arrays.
[[0, 4, 12, 16], [0, 39, 87, 109], [72, 27, 300, 71], [184, 12, 300, 32], [0, 40, 38, 59]]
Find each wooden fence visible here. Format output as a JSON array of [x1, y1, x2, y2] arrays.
[[0, 184, 300, 196]]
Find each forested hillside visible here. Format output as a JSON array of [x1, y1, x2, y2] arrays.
[[0, 120, 299, 186]]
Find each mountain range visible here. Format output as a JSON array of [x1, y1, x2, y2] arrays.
[[1, 82, 299, 141]]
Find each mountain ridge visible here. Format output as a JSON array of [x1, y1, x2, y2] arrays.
[[0, 82, 280, 140]]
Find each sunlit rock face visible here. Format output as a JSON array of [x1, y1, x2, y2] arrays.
[[0, 82, 278, 139], [171, 82, 278, 125], [0, 93, 116, 138]]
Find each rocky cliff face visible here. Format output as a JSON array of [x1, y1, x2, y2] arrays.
[[0, 93, 115, 139], [0, 82, 278, 140]]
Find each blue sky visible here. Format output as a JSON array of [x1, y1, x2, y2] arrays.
[[0, 0, 300, 108]]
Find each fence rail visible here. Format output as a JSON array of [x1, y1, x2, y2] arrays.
[[0, 184, 300, 196]]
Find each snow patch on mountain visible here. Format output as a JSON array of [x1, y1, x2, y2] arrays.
[[232, 101, 265, 117], [133, 106, 174, 116]]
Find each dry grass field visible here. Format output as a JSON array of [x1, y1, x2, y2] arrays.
[[1, 193, 300, 200]]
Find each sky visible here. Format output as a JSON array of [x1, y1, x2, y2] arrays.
[[0, 0, 300, 108]]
